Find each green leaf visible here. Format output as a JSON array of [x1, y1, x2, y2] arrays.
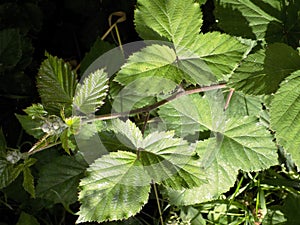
[[0, 28, 21, 71], [270, 70, 300, 167], [73, 68, 109, 115], [159, 94, 213, 137], [110, 81, 156, 112], [230, 43, 300, 95], [77, 120, 206, 222], [184, 32, 251, 80], [15, 114, 44, 139], [16, 212, 40, 225], [0, 129, 6, 157], [281, 193, 300, 225], [23, 104, 48, 119], [135, 0, 202, 48], [37, 53, 78, 115], [224, 91, 263, 117], [168, 116, 277, 205], [36, 155, 87, 205], [114, 44, 181, 94], [141, 131, 206, 189], [111, 120, 206, 188], [77, 151, 151, 223], [22, 158, 37, 197], [0, 160, 23, 189], [214, 0, 300, 47], [109, 119, 144, 150], [22, 166, 35, 198]]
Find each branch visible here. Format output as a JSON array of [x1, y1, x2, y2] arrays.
[[84, 83, 227, 123]]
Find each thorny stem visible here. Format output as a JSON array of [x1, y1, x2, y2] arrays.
[[27, 83, 227, 155], [84, 83, 227, 123]]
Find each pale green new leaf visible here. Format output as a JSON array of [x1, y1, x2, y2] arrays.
[[230, 43, 300, 95], [270, 70, 300, 167], [135, 0, 202, 48], [73, 69, 109, 115], [77, 151, 151, 223], [36, 155, 87, 205], [114, 44, 182, 94], [168, 116, 277, 205], [37, 53, 77, 114]]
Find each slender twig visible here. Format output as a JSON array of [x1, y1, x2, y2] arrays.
[[27, 83, 227, 156], [141, 112, 150, 136], [152, 180, 164, 225], [224, 88, 235, 111], [84, 83, 227, 123]]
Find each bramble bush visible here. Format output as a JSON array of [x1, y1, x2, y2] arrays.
[[1, 0, 300, 224]]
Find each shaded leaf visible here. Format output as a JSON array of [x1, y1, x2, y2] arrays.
[[15, 114, 44, 139], [230, 43, 300, 95], [214, 0, 300, 48], [16, 212, 40, 225], [0, 160, 23, 189], [0, 28, 21, 71], [36, 155, 87, 205]]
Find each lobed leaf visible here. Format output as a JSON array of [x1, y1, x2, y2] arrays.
[[168, 116, 277, 205], [77, 151, 151, 223]]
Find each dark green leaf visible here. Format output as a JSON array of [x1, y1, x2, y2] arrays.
[[36, 155, 87, 205], [37, 53, 78, 115], [230, 43, 300, 94], [0, 28, 21, 71], [15, 114, 44, 139], [16, 212, 40, 225]]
